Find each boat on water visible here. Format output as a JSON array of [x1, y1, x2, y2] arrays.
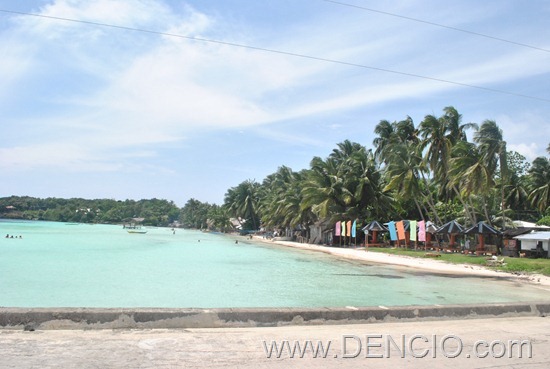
[[127, 229, 147, 234], [123, 223, 147, 234]]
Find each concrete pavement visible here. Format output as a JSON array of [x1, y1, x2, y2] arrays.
[[1, 316, 549, 368]]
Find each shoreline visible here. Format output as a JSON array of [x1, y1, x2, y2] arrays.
[[251, 236, 550, 288]]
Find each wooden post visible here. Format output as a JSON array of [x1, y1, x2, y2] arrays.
[[478, 234, 485, 255], [426, 232, 432, 249], [450, 233, 456, 251]]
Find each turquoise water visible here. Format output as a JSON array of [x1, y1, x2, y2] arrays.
[[1, 219, 549, 308]]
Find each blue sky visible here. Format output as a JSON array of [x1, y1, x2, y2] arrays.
[[1, 0, 549, 206]]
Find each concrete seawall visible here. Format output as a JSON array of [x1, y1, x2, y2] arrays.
[[1, 302, 550, 330]]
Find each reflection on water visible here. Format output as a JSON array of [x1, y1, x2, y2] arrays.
[[1, 219, 549, 308]]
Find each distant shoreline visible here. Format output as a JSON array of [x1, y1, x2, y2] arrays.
[[251, 235, 550, 289]]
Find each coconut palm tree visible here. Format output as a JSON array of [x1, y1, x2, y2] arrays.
[[504, 176, 529, 216], [419, 113, 450, 180], [441, 106, 477, 144], [281, 170, 315, 229], [448, 141, 493, 223], [419, 108, 477, 224], [340, 143, 394, 220], [383, 141, 427, 219], [395, 116, 418, 144], [207, 205, 233, 232], [302, 141, 393, 222], [474, 120, 508, 226], [474, 120, 507, 177], [259, 166, 294, 226], [301, 155, 346, 219], [528, 156, 550, 213], [260, 166, 315, 231], [373, 120, 395, 164], [503, 151, 531, 219], [224, 179, 261, 230]]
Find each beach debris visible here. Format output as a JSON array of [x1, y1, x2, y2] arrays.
[[485, 256, 506, 267], [424, 252, 441, 258]]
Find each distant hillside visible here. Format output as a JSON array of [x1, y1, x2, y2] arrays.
[[0, 196, 181, 227]]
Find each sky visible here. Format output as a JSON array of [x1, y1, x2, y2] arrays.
[[1, 0, 549, 206]]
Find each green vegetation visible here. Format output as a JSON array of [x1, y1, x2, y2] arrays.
[[367, 248, 488, 266], [367, 248, 550, 276], [0, 196, 180, 227], [500, 258, 550, 276], [537, 216, 550, 227], [0, 195, 234, 231], [221, 106, 549, 233], [2, 106, 549, 235]]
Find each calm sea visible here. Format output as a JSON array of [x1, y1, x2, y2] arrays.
[[1, 219, 548, 308]]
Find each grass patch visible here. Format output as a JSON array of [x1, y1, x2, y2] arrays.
[[366, 247, 550, 276], [499, 258, 550, 276]]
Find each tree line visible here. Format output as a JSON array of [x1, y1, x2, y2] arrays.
[[0, 197, 181, 227], [2, 107, 549, 232], [220, 106, 550, 233]]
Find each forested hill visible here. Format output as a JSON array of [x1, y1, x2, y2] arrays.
[[0, 196, 181, 227]]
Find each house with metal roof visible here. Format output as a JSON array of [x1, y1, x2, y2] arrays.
[[514, 231, 550, 258]]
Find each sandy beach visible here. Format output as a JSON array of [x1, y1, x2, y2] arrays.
[[253, 236, 550, 288]]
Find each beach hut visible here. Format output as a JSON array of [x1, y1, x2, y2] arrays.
[[434, 220, 464, 250], [464, 221, 501, 255], [422, 221, 438, 248], [362, 221, 387, 247]]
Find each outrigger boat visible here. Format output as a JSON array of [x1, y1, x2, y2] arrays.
[[123, 223, 148, 234], [127, 228, 147, 234]]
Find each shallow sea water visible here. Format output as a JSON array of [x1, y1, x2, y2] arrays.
[[1, 220, 549, 308]]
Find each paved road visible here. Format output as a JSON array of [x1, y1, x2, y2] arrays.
[[1, 316, 549, 368]]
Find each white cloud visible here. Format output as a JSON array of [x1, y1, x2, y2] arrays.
[[495, 112, 550, 161], [508, 142, 541, 162], [2, 0, 549, 174], [34, 0, 173, 34], [0, 142, 116, 171]]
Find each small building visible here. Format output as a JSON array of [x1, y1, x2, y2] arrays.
[[514, 232, 550, 258], [504, 223, 550, 257], [309, 219, 332, 245]]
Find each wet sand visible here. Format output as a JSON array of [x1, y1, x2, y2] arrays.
[[253, 236, 550, 288]]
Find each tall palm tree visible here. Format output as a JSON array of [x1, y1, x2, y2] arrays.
[[340, 143, 394, 220], [207, 205, 233, 232], [419, 108, 476, 224], [505, 173, 530, 216], [441, 106, 477, 144], [224, 179, 261, 230], [448, 141, 493, 223], [373, 120, 395, 164], [474, 120, 506, 177], [419, 113, 449, 181], [395, 116, 418, 144], [474, 120, 508, 226], [528, 157, 550, 213], [281, 170, 315, 229], [301, 156, 346, 219], [504, 151, 531, 219], [302, 141, 393, 222], [383, 141, 426, 219], [260, 166, 315, 231], [259, 166, 292, 229]]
